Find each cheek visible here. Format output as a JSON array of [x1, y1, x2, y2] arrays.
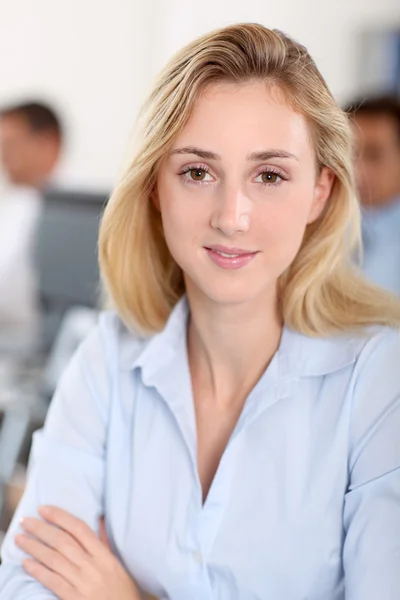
[[256, 192, 312, 245], [159, 191, 206, 261]]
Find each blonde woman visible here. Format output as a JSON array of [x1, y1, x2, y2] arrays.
[[1, 23, 400, 600]]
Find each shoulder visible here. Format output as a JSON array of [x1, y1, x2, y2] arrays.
[[77, 310, 154, 376], [349, 326, 400, 380], [48, 311, 154, 423], [345, 327, 400, 414], [61, 299, 188, 393], [288, 326, 400, 483], [282, 324, 400, 380], [343, 327, 400, 486], [334, 327, 400, 472]]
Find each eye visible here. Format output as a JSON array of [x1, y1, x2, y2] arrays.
[[184, 167, 212, 182], [255, 171, 282, 184]]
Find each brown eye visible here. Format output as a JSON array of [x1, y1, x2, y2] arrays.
[[190, 168, 206, 181], [261, 172, 279, 184]]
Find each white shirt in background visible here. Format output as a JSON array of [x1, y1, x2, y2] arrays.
[[0, 185, 42, 351]]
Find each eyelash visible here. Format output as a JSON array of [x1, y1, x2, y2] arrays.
[[178, 164, 289, 187], [254, 167, 289, 187], [179, 164, 213, 186]]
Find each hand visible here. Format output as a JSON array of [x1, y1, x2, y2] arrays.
[[15, 505, 142, 600]]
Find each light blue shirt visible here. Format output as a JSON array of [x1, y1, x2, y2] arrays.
[[362, 196, 400, 294], [0, 298, 400, 599]]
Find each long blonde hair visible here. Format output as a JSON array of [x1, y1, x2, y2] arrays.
[[99, 22, 400, 335]]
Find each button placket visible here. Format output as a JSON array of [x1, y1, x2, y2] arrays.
[[197, 437, 240, 559]]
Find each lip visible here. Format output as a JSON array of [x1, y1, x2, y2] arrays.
[[204, 245, 258, 270], [207, 245, 256, 255]]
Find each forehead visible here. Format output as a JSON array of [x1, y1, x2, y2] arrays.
[[172, 81, 313, 158], [0, 114, 32, 139]]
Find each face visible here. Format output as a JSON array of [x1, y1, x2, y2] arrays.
[[155, 81, 333, 308], [351, 114, 400, 207], [0, 114, 58, 186]]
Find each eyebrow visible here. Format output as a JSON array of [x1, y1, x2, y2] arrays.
[[170, 146, 299, 162], [247, 150, 299, 162]]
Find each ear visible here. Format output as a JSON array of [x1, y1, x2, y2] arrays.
[[307, 167, 335, 224]]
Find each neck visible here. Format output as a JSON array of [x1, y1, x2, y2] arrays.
[[186, 285, 282, 406]]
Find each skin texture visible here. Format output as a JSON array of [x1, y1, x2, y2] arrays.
[[157, 82, 332, 312]]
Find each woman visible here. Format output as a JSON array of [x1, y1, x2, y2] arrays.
[[0, 22, 399, 600]]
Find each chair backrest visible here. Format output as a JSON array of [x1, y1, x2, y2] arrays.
[[34, 189, 108, 349]]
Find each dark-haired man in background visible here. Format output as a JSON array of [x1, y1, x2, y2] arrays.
[[0, 101, 64, 350], [345, 96, 400, 294]]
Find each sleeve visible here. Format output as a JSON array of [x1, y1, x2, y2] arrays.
[[0, 313, 116, 599], [343, 328, 400, 600]]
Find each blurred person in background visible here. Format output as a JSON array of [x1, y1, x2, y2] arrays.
[[0, 23, 400, 600], [0, 101, 63, 351], [345, 96, 400, 294]]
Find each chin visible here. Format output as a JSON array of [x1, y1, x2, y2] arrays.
[[190, 275, 270, 307]]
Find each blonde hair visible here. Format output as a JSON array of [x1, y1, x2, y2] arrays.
[[99, 22, 400, 335]]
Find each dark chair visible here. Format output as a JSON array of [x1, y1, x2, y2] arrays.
[[34, 188, 108, 350], [0, 188, 108, 521]]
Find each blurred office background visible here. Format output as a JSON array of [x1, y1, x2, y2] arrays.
[[1, 0, 399, 189], [0, 0, 399, 543]]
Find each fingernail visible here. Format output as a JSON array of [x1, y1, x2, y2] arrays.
[[39, 506, 50, 516], [20, 517, 34, 530]]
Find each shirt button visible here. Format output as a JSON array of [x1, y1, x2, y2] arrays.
[[192, 551, 202, 564]]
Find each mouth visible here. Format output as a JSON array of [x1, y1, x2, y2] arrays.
[[206, 245, 257, 256], [204, 245, 258, 269]]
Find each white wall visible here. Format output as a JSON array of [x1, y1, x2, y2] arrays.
[[149, 0, 400, 101], [0, 0, 158, 189], [0, 0, 399, 189]]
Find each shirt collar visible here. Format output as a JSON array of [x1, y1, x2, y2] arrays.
[[125, 295, 357, 382], [129, 296, 189, 381], [278, 325, 357, 377]]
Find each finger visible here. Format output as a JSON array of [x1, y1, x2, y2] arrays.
[[20, 517, 86, 568], [15, 534, 81, 588], [23, 558, 77, 600], [38, 506, 104, 557], [99, 518, 111, 550]]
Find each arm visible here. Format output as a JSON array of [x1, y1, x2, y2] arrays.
[[343, 329, 400, 599], [0, 314, 114, 598]]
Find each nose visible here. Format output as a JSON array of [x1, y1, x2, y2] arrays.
[[210, 184, 251, 236]]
